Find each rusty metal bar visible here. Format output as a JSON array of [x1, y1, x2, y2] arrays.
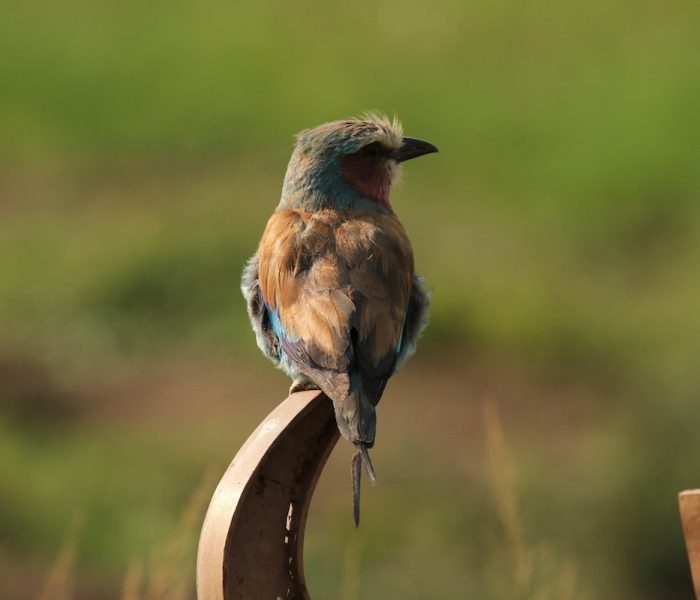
[[196, 390, 338, 600]]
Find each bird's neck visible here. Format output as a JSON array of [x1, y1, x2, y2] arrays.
[[279, 156, 393, 213]]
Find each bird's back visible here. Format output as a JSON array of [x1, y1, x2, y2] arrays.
[[257, 206, 414, 444]]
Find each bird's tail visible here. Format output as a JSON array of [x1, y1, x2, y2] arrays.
[[358, 443, 376, 484], [329, 376, 377, 447], [315, 373, 379, 525], [352, 442, 377, 527]]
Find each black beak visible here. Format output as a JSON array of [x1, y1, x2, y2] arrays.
[[394, 137, 439, 163]]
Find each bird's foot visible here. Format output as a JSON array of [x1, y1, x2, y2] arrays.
[[289, 377, 320, 395]]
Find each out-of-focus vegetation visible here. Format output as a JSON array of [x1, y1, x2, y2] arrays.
[[1, 0, 699, 598]]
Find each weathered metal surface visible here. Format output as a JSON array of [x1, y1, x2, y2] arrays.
[[680, 489, 700, 599], [196, 390, 338, 600]]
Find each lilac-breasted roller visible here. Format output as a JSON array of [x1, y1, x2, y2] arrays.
[[242, 113, 436, 524]]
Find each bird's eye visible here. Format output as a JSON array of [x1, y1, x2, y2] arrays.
[[360, 142, 383, 158]]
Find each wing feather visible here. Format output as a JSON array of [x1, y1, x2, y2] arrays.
[[256, 208, 415, 408]]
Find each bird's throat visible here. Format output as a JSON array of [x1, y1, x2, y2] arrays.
[[340, 155, 392, 210]]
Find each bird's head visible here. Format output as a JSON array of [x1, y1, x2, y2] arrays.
[[280, 112, 438, 212]]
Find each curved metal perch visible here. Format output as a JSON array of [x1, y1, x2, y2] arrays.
[[680, 489, 700, 598], [196, 390, 339, 600]]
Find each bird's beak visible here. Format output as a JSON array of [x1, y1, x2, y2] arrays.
[[394, 137, 439, 163]]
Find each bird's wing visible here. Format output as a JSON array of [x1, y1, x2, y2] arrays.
[[395, 275, 431, 371], [337, 212, 414, 403], [258, 209, 353, 376], [241, 253, 280, 364], [257, 209, 413, 394]]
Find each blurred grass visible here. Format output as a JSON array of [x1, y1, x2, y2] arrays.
[[1, 0, 699, 597], [483, 400, 578, 600]]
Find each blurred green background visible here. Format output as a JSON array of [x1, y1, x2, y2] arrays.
[[1, 0, 699, 598]]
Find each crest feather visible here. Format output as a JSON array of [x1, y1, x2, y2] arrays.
[[358, 110, 403, 146], [294, 111, 404, 152]]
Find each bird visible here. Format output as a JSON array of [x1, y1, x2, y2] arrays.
[[241, 112, 436, 525]]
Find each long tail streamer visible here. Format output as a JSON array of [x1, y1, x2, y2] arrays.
[[352, 444, 377, 527], [352, 451, 362, 527], [358, 444, 376, 485]]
